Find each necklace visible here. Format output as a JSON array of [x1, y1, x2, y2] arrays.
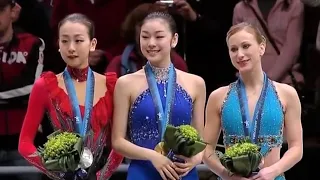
[[66, 66, 89, 82]]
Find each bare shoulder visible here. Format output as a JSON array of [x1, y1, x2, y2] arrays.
[[55, 72, 63, 82], [115, 70, 145, 89], [273, 82, 300, 107], [207, 86, 230, 112], [177, 69, 205, 86], [94, 72, 106, 84], [208, 86, 229, 103], [273, 82, 299, 99]]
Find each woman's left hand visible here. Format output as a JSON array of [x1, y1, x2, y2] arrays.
[[249, 166, 278, 180], [173, 152, 203, 177]]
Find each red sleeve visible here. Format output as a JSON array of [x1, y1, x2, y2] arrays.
[[171, 51, 188, 72], [105, 55, 122, 77], [97, 72, 124, 180], [18, 77, 60, 179]]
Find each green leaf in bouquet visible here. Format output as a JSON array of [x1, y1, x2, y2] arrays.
[[73, 136, 84, 156], [44, 159, 61, 171], [171, 132, 206, 157], [60, 156, 67, 172], [47, 129, 62, 140], [163, 125, 178, 149], [232, 154, 251, 177], [182, 141, 207, 157], [249, 152, 262, 172], [220, 157, 235, 173], [40, 130, 84, 172], [66, 154, 78, 171]]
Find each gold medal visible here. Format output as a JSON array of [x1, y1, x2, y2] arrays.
[[154, 142, 167, 155]]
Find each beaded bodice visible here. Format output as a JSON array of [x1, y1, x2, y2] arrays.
[[221, 80, 284, 156], [128, 81, 193, 150]]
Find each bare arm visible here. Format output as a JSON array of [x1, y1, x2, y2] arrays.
[[189, 76, 206, 163], [203, 87, 231, 179], [269, 84, 303, 175], [191, 76, 206, 136], [111, 76, 157, 160]]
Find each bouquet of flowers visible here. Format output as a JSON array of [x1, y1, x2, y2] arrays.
[[155, 125, 206, 161], [38, 130, 93, 179], [219, 139, 263, 177]]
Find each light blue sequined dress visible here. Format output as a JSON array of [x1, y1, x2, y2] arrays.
[[220, 77, 285, 180], [127, 81, 198, 180]]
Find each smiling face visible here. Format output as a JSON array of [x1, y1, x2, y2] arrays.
[[139, 17, 178, 66], [227, 27, 266, 73], [58, 21, 96, 69]]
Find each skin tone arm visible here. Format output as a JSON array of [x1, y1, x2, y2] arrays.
[[202, 88, 228, 178], [111, 76, 156, 159], [203, 87, 250, 180], [174, 76, 206, 176], [251, 84, 303, 179]]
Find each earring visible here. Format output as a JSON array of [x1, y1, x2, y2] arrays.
[[58, 49, 60, 52]]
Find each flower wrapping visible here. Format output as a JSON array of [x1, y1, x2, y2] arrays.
[[219, 140, 263, 178], [38, 130, 88, 173], [155, 125, 206, 158]]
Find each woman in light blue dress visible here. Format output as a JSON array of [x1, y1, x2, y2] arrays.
[[203, 22, 303, 180], [111, 12, 206, 180]]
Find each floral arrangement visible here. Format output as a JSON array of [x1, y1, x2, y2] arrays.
[[38, 130, 93, 178], [155, 125, 206, 159], [220, 139, 263, 177]]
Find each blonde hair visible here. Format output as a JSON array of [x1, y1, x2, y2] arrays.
[[226, 22, 266, 44]]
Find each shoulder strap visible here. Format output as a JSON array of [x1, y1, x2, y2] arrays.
[[120, 44, 137, 76], [243, 0, 280, 55]]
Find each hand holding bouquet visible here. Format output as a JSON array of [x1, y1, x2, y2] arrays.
[[220, 140, 263, 178], [155, 125, 206, 160], [38, 130, 93, 179]]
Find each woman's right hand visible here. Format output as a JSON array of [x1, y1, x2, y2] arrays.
[[228, 175, 251, 180], [221, 170, 251, 180], [150, 151, 180, 180]]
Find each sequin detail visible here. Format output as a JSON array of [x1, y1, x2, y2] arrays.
[[221, 79, 284, 157], [149, 64, 170, 83], [66, 66, 89, 82], [224, 135, 283, 147], [128, 83, 193, 148]]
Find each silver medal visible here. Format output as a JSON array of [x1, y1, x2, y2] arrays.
[[79, 147, 93, 169]]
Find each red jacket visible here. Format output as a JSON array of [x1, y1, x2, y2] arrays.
[[0, 31, 45, 142]]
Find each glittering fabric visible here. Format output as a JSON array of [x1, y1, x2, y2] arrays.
[[66, 66, 89, 82], [127, 81, 198, 180], [220, 79, 285, 179]]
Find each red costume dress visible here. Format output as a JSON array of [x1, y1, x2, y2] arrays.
[[18, 68, 123, 180]]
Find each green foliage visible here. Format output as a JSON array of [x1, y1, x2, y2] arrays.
[[225, 142, 259, 158], [178, 125, 200, 141], [220, 140, 262, 177], [41, 132, 79, 161]]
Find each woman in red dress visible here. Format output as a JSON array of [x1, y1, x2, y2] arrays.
[[18, 13, 122, 180]]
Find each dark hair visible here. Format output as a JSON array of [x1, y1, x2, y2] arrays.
[[58, 13, 95, 39], [121, 3, 168, 43], [142, 11, 177, 34]]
